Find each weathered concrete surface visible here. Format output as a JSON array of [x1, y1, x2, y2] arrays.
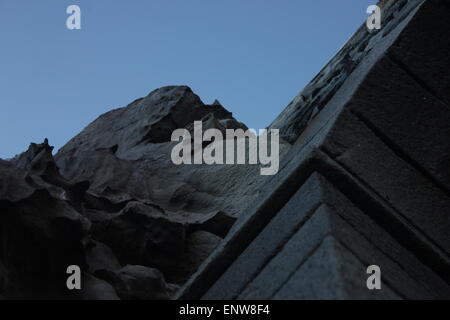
[[177, 0, 450, 300], [1, 0, 449, 300], [323, 111, 450, 254], [272, 236, 401, 300], [269, 0, 427, 143], [350, 53, 450, 193], [203, 174, 449, 300], [387, 0, 450, 106]]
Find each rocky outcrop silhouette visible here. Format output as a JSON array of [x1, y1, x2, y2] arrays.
[[1, 0, 449, 300], [0, 86, 277, 299]]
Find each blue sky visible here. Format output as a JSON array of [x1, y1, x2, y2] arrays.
[[0, 0, 373, 158]]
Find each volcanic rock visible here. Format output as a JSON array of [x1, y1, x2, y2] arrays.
[[0, 86, 273, 299], [99, 265, 172, 300]]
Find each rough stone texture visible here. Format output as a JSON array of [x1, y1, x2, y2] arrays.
[[202, 173, 326, 300], [322, 111, 450, 253], [387, 0, 450, 106], [85, 240, 121, 274], [177, 0, 450, 300], [269, 0, 426, 143], [203, 173, 448, 300], [0, 86, 271, 299], [1, 0, 449, 300], [100, 265, 172, 300], [273, 236, 401, 300], [176, 231, 222, 284], [0, 157, 89, 299], [54, 86, 279, 217], [80, 274, 120, 300], [349, 54, 450, 193]]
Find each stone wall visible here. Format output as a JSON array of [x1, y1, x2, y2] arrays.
[[177, 0, 450, 300]]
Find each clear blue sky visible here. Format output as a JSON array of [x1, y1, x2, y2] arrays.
[[0, 0, 373, 158]]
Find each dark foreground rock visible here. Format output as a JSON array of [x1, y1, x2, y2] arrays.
[[0, 86, 259, 299], [97, 265, 172, 300], [2, 0, 449, 301]]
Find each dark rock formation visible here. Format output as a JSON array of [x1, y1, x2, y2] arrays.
[[0, 157, 89, 299], [1, 0, 449, 300], [98, 265, 173, 300], [80, 274, 120, 300], [54, 86, 276, 217], [0, 86, 254, 299]]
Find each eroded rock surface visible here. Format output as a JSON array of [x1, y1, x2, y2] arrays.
[[0, 86, 285, 299]]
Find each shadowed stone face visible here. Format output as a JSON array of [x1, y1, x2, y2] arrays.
[[1, 0, 449, 300]]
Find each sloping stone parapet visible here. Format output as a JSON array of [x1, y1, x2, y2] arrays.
[[177, 0, 450, 300]]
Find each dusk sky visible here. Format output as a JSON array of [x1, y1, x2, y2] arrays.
[[0, 0, 374, 158]]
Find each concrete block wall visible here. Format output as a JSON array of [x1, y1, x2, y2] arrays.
[[177, 0, 450, 300]]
